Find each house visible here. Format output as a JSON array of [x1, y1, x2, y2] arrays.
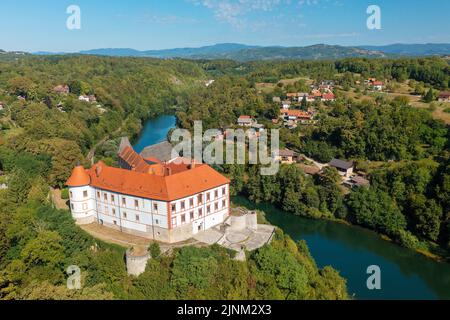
[[286, 93, 299, 101], [282, 100, 292, 109], [367, 79, 384, 91], [329, 159, 354, 178], [67, 144, 230, 244], [237, 115, 254, 127], [280, 109, 313, 122], [344, 175, 370, 188], [438, 92, 450, 102], [274, 149, 299, 164], [53, 85, 70, 95], [251, 123, 265, 132], [79, 95, 97, 103], [372, 81, 384, 91], [321, 92, 336, 102]]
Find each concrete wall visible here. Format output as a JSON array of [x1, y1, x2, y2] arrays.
[[229, 215, 247, 232]]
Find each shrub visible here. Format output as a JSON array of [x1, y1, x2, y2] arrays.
[[397, 230, 419, 249], [148, 242, 161, 259], [61, 188, 69, 200]]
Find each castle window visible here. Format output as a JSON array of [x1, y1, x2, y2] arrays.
[[207, 205, 211, 214], [199, 208, 203, 217], [104, 193, 107, 201], [71, 204, 74, 210], [155, 219, 159, 225], [153, 203, 158, 212], [112, 208, 116, 216], [222, 187, 226, 196], [97, 191, 100, 198], [123, 212, 127, 219], [206, 193, 211, 202], [83, 190, 88, 198], [198, 194, 203, 204], [215, 202, 218, 211], [181, 201, 185, 210], [136, 215, 140, 222], [171, 203, 176, 212], [70, 191, 73, 199], [122, 198, 126, 206], [190, 211, 194, 220], [135, 200, 139, 209], [189, 198, 194, 207], [113, 220, 117, 226], [111, 195, 115, 203], [222, 199, 226, 208], [214, 190, 218, 199], [181, 214, 186, 224]]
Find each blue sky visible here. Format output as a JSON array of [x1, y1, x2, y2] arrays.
[[1, 0, 449, 52]]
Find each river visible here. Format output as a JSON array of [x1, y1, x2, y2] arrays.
[[136, 115, 450, 300], [132, 115, 177, 153]]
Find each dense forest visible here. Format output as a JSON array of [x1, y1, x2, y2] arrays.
[[0, 55, 350, 300]]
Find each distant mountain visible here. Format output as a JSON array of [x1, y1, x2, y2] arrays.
[[359, 43, 450, 56], [31, 43, 450, 61]]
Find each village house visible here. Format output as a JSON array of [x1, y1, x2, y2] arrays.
[[66, 141, 230, 244], [438, 92, 450, 102], [53, 84, 70, 95], [237, 115, 255, 127], [282, 100, 292, 109], [366, 79, 384, 91], [344, 175, 370, 189], [321, 92, 336, 102], [329, 159, 354, 178], [280, 109, 314, 124], [79, 95, 97, 103], [273, 149, 300, 164]]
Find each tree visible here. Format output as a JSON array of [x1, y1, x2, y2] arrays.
[[408, 195, 443, 242], [423, 88, 434, 103], [7, 168, 32, 207], [21, 231, 65, 269]]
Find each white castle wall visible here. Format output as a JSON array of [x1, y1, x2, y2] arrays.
[[68, 186, 96, 224]]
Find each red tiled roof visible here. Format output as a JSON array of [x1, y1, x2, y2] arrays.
[[322, 93, 335, 100], [239, 115, 252, 119], [68, 161, 230, 201], [66, 166, 91, 187], [280, 109, 312, 119]]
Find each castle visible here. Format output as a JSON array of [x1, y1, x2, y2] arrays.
[[66, 138, 230, 243]]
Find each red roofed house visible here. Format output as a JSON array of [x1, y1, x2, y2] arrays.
[[66, 143, 230, 243], [237, 115, 254, 127], [438, 92, 450, 102], [322, 92, 336, 102]]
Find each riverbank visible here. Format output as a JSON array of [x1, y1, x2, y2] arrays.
[[231, 196, 450, 300]]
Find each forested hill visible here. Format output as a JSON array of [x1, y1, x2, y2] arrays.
[[32, 43, 450, 61]]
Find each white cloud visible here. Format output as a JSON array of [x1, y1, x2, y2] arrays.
[[188, 0, 340, 29]]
